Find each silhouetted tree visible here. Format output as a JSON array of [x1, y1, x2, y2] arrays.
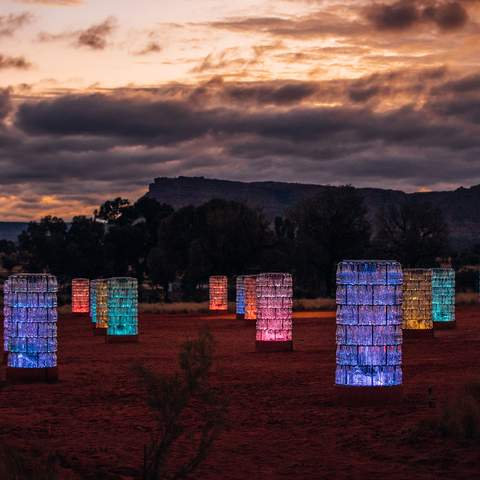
[[65, 216, 106, 278], [95, 197, 130, 222], [290, 187, 371, 297], [18, 216, 68, 275], [375, 200, 449, 267]]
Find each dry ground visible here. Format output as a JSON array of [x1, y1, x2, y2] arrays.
[[0, 307, 479, 479]]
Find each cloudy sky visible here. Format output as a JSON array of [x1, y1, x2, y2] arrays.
[[1, 0, 480, 220]]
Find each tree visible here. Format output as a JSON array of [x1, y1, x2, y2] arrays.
[[18, 216, 68, 275], [94, 197, 130, 223], [64, 216, 106, 278], [290, 186, 371, 297], [375, 200, 449, 267]]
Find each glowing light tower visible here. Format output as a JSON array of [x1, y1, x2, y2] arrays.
[[71, 278, 90, 314], [94, 279, 108, 336], [5, 274, 58, 382], [336, 261, 403, 400], [256, 273, 293, 352], [209, 276, 228, 311], [90, 279, 98, 327], [432, 268, 456, 329], [236, 275, 245, 319], [244, 275, 257, 322], [106, 277, 139, 343], [402, 269, 434, 338], [3, 278, 11, 363]]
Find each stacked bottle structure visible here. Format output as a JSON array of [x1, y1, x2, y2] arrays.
[[336, 261, 403, 388], [402, 269, 433, 336], [72, 278, 90, 313], [244, 275, 257, 321], [256, 273, 293, 352], [94, 279, 109, 335], [432, 268, 455, 328], [236, 275, 245, 319], [106, 277, 138, 342], [3, 278, 10, 356], [4, 274, 58, 382], [209, 276, 228, 311], [90, 279, 98, 326]]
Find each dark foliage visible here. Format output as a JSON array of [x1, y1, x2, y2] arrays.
[[134, 329, 226, 480]]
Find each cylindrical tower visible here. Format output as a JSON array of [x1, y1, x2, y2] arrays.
[[3, 278, 10, 363], [5, 274, 58, 382], [71, 278, 90, 314], [209, 276, 228, 311], [236, 275, 245, 319], [106, 277, 138, 343], [255, 273, 293, 352], [244, 275, 257, 322], [402, 269, 434, 338], [90, 279, 98, 327], [432, 268, 455, 329], [336, 261, 403, 392], [94, 279, 108, 335]]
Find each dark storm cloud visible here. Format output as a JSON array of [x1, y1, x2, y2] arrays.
[[0, 89, 12, 122], [0, 12, 32, 37], [0, 54, 32, 70], [3, 68, 480, 213], [366, 1, 471, 31]]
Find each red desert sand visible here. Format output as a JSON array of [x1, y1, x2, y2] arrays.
[[1, 307, 480, 479]]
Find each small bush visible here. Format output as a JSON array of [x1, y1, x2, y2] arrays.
[[134, 328, 227, 480], [0, 445, 58, 480], [437, 382, 480, 443]]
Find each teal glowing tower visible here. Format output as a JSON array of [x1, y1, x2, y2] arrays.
[[432, 268, 455, 329], [106, 277, 138, 343], [90, 279, 98, 326]]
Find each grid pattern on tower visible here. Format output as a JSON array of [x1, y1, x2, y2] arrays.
[[244, 276, 257, 321], [90, 279, 98, 324], [432, 268, 455, 323], [107, 278, 138, 336], [5, 274, 58, 369], [402, 269, 433, 330], [72, 278, 90, 313], [336, 261, 403, 387], [236, 276, 245, 315], [95, 279, 109, 329], [209, 276, 228, 311], [256, 273, 292, 342]]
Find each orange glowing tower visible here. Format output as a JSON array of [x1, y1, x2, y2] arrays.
[[209, 276, 228, 311]]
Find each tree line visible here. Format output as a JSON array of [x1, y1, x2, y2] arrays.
[[0, 186, 475, 300]]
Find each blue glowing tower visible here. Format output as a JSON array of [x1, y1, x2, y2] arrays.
[[336, 260, 403, 389], [236, 275, 245, 319], [5, 273, 58, 382]]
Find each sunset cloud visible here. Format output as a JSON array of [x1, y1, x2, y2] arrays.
[[15, 0, 82, 5], [0, 12, 33, 37], [38, 16, 117, 50], [0, 54, 32, 70]]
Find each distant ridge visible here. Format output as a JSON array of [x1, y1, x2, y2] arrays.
[[148, 176, 480, 248]]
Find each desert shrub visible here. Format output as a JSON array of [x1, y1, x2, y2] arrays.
[[0, 445, 58, 480], [437, 382, 480, 443], [134, 328, 227, 480]]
